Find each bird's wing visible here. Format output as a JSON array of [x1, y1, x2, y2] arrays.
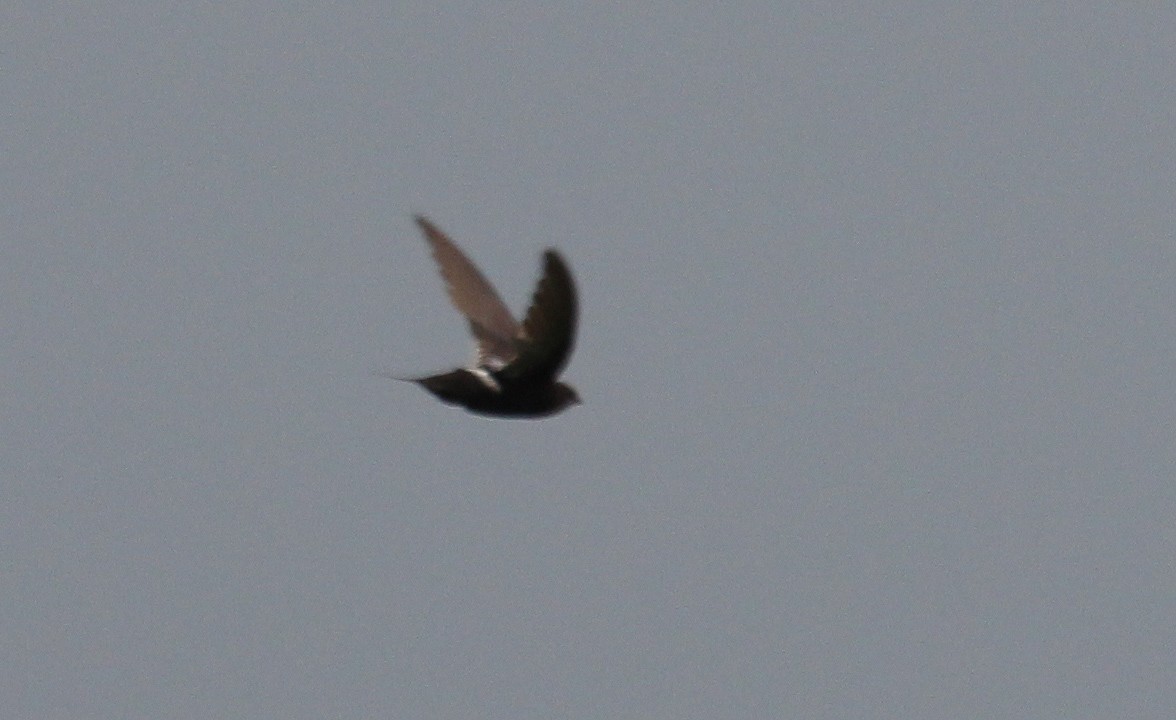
[[500, 250, 578, 383], [415, 216, 520, 367]]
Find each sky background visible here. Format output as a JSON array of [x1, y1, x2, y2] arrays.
[[3, 4, 1175, 719]]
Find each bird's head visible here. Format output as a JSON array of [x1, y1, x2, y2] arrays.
[[552, 382, 582, 411]]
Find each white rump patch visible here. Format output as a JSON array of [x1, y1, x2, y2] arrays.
[[469, 366, 502, 392]]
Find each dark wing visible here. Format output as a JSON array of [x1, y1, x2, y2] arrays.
[[500, 250, 578, 383], [415, 216, 519, 367]]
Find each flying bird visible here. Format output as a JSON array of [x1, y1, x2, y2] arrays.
[[387, 216, 581, 418]]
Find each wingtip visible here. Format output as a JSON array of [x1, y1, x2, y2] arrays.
[[542, 248, 571, 270], [373, 370, 418, 383]]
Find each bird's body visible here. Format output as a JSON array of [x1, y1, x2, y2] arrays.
[[410, 369, 580, 418], [390, 216, 581, 418]]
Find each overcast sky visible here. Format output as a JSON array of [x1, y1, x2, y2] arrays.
[[3, 4, 1175, 719]]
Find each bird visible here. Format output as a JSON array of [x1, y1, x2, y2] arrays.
[[386, 215, 581, 418]]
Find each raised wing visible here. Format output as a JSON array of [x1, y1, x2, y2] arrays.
[[500, 250, 578, 383], [415, 216, 519, 366]]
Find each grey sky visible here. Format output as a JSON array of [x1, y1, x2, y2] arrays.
[[3, 4, 1174, 718]]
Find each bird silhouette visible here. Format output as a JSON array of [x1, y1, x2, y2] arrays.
[[387, 216, 580, 418]]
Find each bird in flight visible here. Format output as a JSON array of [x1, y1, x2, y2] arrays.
[[387, 216, 581, 418]]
